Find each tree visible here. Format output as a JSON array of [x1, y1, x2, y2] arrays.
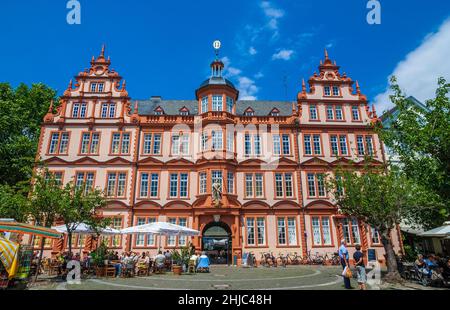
[[28, 172, 65, 281], [331, 164, 443, 282], [58, 181, 108, 255], [379, 77, 450, 227], [0, 83, 57, 186], [0, 184, 30, 222]]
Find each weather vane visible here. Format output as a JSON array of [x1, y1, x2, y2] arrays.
[[213, 40, 221, 59]]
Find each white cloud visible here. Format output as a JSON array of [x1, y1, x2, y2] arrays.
[[260, 1, 285, 38], [238, 76, 259, 100], [254, 72, 264, 79], [249, 46, 258, 55], [373, 18, 450, 113], [222, 57, 260, 100], [272, 49, 294, 61]]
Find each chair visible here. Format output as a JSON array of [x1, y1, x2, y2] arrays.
[[121, 262, 136, 278], [105, 265, 116, 278], [188, 260, 196, 273], [136, 263, 149, 277]]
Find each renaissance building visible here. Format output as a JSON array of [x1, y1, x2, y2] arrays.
[[35, 46, 402, 264]]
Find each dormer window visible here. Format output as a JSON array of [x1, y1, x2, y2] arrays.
[[244, 107, 255, 117], [179, 107, 189, 116], [324, 86, 331, 96], [226, 97, 234, 113], [270, 108, 280, 117], [212, 95, 223, 111], [154, 107, 164, 116]]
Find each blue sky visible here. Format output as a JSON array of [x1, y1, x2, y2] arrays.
[[0, 0, 449, 112]]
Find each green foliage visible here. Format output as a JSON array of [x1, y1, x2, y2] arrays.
[[0, 83, 57, 186], [91, 240, 109, 267], [171, 244, 194, 266], [378, 77, 450, 227], [0, 184, 30, 222]]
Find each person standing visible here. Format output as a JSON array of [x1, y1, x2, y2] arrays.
[[339, 239, 352, 289], [353, 244, 367, 290]]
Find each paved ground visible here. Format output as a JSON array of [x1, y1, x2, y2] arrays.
[[29, 265, 372, 290]]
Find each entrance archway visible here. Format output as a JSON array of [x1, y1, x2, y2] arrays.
[[202, 222, 232, 265]]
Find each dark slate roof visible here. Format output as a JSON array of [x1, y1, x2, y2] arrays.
[[133, 98, 295, 117], [198, 77, 236, 90], [380, 96, 428, 124]]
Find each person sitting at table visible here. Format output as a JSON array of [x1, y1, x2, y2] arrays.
[[189, 251, 199, 272], [197, 251, 210, 273], [154, 251, 166, 272]]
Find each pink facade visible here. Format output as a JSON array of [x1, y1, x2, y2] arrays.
[[34, 46, 402, 264]]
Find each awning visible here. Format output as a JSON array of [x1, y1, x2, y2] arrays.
[[420, 221, 450, 238], [0, 236, 19, 279], [0, 221, 62, 239]]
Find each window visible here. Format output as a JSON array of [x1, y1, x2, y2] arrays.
[[154, 109, 164, 116], [271, 111, 280, 116], [342, 218, 361, 245], [226, 97, 234, 113], [80, 132, 100, 155], [201, 132, 208, 151], [167, 218, 188, 247], [142, 133, 162, 155], [171, 134, 190, 156], [277, 217, 297, 246], [326, 106, 334, 120], [72, 103, 87, 118], [226, 131, 234, 152], [90, 83, 104, 93], [101, 103, 116, 118], [356, 136, 365, 156], [107, 217, 123, 247], [199, 172, 207, 194], [312, 216, 332, 246], [135, 217, 146, 247], [180, 110, 189, 116], [75, 172, 95, 194], [365, 136, 374, 156], [274, 173, 294, 198], [309, 105, 318, 120], [106, 172, 127, 198], [324, 86, 331, 96], [169, 173, 189, 198], [304, 134, 321, 156], [244, 134, 251, 156], [45, 171, 63, 186], [339, 135, 348, 156], [352, 106, 360, 121], [227, 172, 234, 194], [111, 132, 131, 155], [273, 135, 281, 155], [371, 227, 381, 244], [244, 109, 254, 116], [282, 135, 290, 155], [245, 173, 264, 198], [48, 132, 70, 155], [332, 86, 340, 96], [335, 175, 344, 197], [335, 106, 343, 120], [211, 171, 223, 193], [246, 217, 266, 246], [201, 96, 209, 113], [307, 173, 326, 198], [211, 130, 223, 150], [330, 135, 339, 156], [212, 95, 223, 111], [254, 135, 261, 156], [139, 173, 159, 198]]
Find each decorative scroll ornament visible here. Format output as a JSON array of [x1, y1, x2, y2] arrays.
[[212, 182, 222, 208]]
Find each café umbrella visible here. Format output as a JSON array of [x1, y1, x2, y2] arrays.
[[0, 221, 62, 239], [120, 222, 200, 250]]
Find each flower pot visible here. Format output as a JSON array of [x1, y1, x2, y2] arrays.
[[173, 265, 183, 276]]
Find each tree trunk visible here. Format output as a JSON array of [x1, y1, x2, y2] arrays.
[[67, 231, 73, 257], [33, 238, 45, 283], [381, 228, 402, 283]]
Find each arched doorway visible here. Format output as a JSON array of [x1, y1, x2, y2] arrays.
[[202, 222, 232, 265]]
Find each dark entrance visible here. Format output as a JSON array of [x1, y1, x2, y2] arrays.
[[202, 222, 232, 265]]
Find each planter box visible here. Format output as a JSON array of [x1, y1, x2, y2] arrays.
[[172, 265, 183, 276]]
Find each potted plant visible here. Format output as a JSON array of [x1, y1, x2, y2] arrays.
[[171, 250, 183, 275], [91, 241, 108, 276]]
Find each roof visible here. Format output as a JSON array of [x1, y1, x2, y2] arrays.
[[381, 96, 428, 124], [198, 77, 236, 89], [133, 98, 295, 117]]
